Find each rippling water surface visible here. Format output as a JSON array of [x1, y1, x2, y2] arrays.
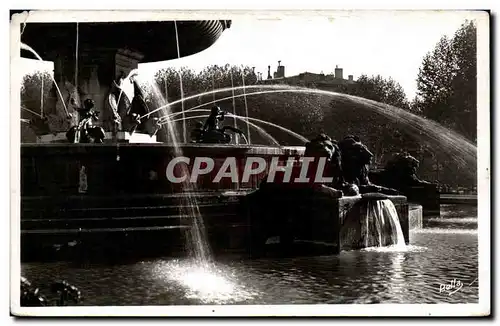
[[21, 204, 478, 305]]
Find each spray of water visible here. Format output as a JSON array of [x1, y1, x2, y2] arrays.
[[143, 76, 212, 268], [365, 199, 406, 248], [173, 21, 187, 143], [153, 259, 260, 304], [74, 23, 79, 95], [139, 85, 289, 119], [229, 68, 238, 144], [40, 71, 44, 118], [241, 66, 251, 144], [167, 110, 304, 144], [20, 42, 70, 118], [168, 113, 280, 145], [21, 106, 42, 118], [159, 89, 296, 122], [146, 85, 475, 169]]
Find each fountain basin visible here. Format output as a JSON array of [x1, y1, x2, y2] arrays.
[[242, 190, 410, 257], [20, 143, 413, 261], [20, 143, 303, 260], [21, 143, 305, 196]]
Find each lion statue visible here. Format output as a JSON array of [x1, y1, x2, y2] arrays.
[[243, 133, 345, 257], [380, 152, 433, 192], [337, 135, 399, 195], [255, 133, 344, 198]]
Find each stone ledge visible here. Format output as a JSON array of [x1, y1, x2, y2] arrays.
[[409, 204, 423, 230], [106, 132, 158, 143], [35, 132, 158, 144]]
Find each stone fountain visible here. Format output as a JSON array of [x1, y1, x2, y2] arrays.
[[17, 17, 419, 262], [19, 19, 232, 143]]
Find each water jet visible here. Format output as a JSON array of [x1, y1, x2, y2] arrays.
[[18, 16, 440, 262]]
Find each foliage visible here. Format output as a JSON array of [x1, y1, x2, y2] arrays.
[[150, 64, 326, 144], [143, 46, 476, 187], [409, 20, 478, 187], [414, 20, 477, 143], [329, 74, 415, 164], [20, 70, 54, 120], [338, 74, 410, 110]]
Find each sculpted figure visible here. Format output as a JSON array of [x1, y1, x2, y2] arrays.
[[259, 133, 344, 197], [194, 106, 244, 143], [382, 152, 433, 192], [43, 81, 83, 133], [244, 133, 345, 257], [337, 135, 399, 195], [125, 73, 150, 133], [105, 70, 159, 136], [66, 99, 105, 143], [203, 105, 225, 132]]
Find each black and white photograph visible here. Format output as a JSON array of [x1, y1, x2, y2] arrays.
[[9, 8, 490, 317]]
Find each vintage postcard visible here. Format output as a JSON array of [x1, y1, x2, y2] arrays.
[[9, 9, 490, 317]]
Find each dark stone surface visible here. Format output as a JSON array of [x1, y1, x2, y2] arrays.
[[20, 144, 304, 261], [20, 143, 410, 261], [20, 143, 305, 196], [18, 20, 231, 64], [242, 189, 409, 258], [20, 191, 249, 262]]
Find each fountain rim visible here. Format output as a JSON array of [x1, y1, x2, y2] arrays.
[[20, 143, 304, 149], [20, 143, 307, 156], [18, 19, 232, 64]]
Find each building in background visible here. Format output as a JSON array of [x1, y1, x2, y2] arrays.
[[261, 61, 357, 92]]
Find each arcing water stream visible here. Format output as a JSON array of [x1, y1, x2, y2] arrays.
[[19, 37, 478, 305], [149, 84, 475, 169]]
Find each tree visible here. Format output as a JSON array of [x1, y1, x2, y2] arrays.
[[338, 74, 410, 110], [411, 20, 477, 188], [20, 70, 54, 120], [415, 20, 477, 142], [149, 64, 326, 145], [142, 63, 472, 187], [449, 20, 477, 142], [330, 74, 414, 163]]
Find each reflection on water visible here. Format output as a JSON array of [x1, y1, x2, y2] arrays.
[[21, 204, 478, 305], [150, 259, 261, 304]]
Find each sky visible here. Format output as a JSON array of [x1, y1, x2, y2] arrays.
[[18, 11, 481, 100], [139, 11, 481, 100]]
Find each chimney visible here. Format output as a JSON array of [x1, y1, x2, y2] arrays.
[[334, 65, 343, 79], [276, 60, 285, 78], [267, 65, 272, 79], [348, 75, 353, 81]]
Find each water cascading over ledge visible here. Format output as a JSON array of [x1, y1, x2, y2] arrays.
[[341, 198, 407, 250], [243, 190, 411, 257], [20, 142, 416, 260]]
